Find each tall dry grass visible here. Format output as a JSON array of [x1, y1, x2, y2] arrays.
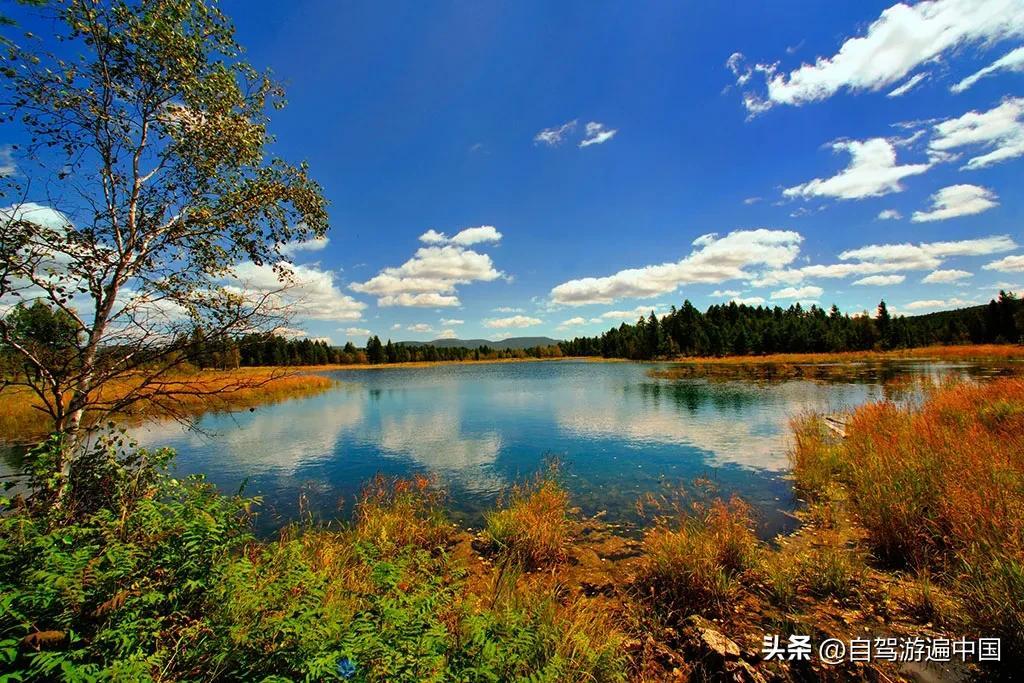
[[791, 377, 1024, 658], [484, 469, 572, 568], [0, 368, 336, 444], [634, 497, 757, 618]]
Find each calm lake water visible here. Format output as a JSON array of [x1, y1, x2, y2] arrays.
[[119, 358, 1007, 538]]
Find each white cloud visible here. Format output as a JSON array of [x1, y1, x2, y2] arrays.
[[341, 327, 371, 337], [441, 318, 464, 325], [732, 0, 1024, 113], [493, 306, 523, 313], [229, 261, 366, 322], [557, 316, 587, 329], [929, 97, 1024, 169], [0, 145, 16, 176], [377, 292, 461, 307], [905, 297, 976, 311], [951, 45, 1024, 92], [407, 323, 434, 333], [595, 305, 666, 322], [579, 121, 618, 147], [731, 296, 766, 306], [911, 184, 998, 222], [280, 236, 329, 255], [771, 285, 823, 300], [783, 138, 930, 200], [419, 229, 447, 244], [534, 119, 577, 146], [350, 241, 503, 307], [391, 323, 402, 330], [877, 209, 902, 220], [923, 269, 973, 283], [853, 274, 906, 286], [484, 315, 542, 329], [743, 196, 762, 205], [418, 225, 502, 246], [550, 229, 802, 305], [711, 289, 741, 297], [983, 254, 1024, 272], [437, 329, 458, 339], [887, 72, 930, 97]]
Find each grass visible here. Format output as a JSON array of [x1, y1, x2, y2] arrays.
[[0, 367, 337, 444], [791, 376, 1024, 660], [634, 497, 757, 618], [650, 343, 1024, 381], [483, 467, 573, 568]]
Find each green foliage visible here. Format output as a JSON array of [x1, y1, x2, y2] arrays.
[[0, 444, 628, 681]]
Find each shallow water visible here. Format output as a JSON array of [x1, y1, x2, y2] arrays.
[[119, 359, 1000, 537]]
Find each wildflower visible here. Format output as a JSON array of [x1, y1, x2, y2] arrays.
[[337, 656, 356, 679]]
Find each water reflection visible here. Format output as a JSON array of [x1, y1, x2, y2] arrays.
[[126, 359, 1001, 536]]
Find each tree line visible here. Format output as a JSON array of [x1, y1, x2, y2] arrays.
[[558, 292, 1023, 360]]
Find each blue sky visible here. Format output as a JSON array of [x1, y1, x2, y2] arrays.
[[12, 0, 1024, 344]]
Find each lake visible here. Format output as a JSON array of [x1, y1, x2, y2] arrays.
[[123, 358, 1005, 538]]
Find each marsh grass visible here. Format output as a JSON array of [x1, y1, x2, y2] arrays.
[[791, 377, 1024, 660], [634, 497, 757, 618], [649, 344, 1024, 382], [484, 468, 572, 568], [0, 367, 336, 444]]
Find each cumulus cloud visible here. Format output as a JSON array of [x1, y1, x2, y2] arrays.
[[534, 119, 577, 146], [350, 238, 504, 307], [418, 225, 502, 246], [550, 229, 802, 305], [783, 138, 930, 200], [951, 45, 1024, 92], [929, 97, 1024, 168], [911, 184, 999, 222], [751, 235, 1015, 286], [280, 236, 329, 255], [983, 254, 1024, 272], [730, 0, 1024, 114], [711, 289, 742, 298], [441, 318, 464, 325], [771, 285, 823, 300], [579, 122, 618, 147], [407, 323, 434, 333], [341, 327, 370, 337], [905, 297, 976, 311], [594, 305, 667, 322], [557, 316, 587, 329], [437, 329, 458, 339], [853, 274, 906, 286], [877, 209, 902, 220], [228, 261, 366, 322], [731, 296, 766, 306], [923, 269, 973, 283], [484, 315, 542, 329]]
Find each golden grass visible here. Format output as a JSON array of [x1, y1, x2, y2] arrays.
[[651, 344, 1024, 381], [790, 377, 1024, 657], [484, 470, 573, 568], [634, 497, 757, 618], [0, 367, 336, 444]]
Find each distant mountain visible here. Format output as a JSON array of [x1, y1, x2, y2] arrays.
[[397, 336, 561, 350]]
